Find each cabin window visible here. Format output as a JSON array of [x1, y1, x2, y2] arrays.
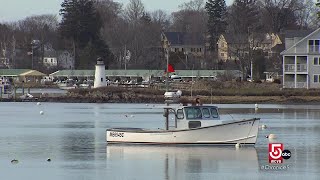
[[185, 107, 202, 119], [101, 78, 103, 82], [202, 108, 211, 118], [210, 108, 219, 118], [188, 121, 201, 129], [177, 109, 184, 119]]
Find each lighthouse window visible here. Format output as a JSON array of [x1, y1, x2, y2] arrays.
[[101, 78, 103, 82]]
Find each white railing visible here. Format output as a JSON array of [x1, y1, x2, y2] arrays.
[[297, 64, 307, 72], [284, 64, 308, 72], [296, 82, 307, 88], [284, 64, 295, 72], [284, 82, 307, 88], [284, 82, 295, 88]]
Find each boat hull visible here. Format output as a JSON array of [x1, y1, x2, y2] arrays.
[[106, 118, 260, 145]]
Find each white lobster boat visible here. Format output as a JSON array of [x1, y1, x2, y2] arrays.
[[106, 101, 260, 145]]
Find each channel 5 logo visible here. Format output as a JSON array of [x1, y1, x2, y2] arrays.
[[269, 143, 291, 163]]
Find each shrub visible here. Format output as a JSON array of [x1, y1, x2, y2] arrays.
[[273, 79, 281, 84]]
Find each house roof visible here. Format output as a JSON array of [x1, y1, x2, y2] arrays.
[[0, 69, 31, 76], [284, 29, 314, 38], [50, 69, 242, 78], [281, 28, 320, 55], [0, 69, 47, 76], [20, 70, 46, 76], [44, 51, 57, 57], [164, 32, 204, 46]]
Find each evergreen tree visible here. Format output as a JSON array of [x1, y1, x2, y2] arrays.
[[59, 0, 113, 69], [317, 1, 320, 19], [229, 0, 261, 34], [205, 0, 227, 52]]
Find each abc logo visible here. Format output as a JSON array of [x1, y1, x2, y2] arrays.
[[282, 150, 291, 160]]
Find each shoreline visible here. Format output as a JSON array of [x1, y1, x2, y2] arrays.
[[2, 95, 320, 105]]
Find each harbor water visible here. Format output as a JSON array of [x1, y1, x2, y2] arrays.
[[0, 102, 319, 180]]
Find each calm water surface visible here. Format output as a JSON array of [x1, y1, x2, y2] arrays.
[[0, 102, 319, 180]]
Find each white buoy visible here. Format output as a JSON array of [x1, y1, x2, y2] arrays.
[[255, 104, 259, 111], [235, 143, 241, 149], [130, 115, 135, 118], [40, 111, 44, 115], [268, 134, 277, 139], [261, 125, 267, 129], [146, 104, 149, 106], [47, 158, 51, 162], [11, 159, 19, 164], [37, 102, 41, 106]]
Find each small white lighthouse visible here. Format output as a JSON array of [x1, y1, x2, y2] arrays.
[[94, 58, 106, 88]]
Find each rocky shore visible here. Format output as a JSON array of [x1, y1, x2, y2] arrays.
[[3, 81, 320, 104], [2, 86, 320, 105]]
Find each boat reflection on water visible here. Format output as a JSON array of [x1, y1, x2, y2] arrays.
[[106, 145, 259, 179]]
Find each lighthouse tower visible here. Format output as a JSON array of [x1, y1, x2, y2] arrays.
[[94, 58, 106, 88]]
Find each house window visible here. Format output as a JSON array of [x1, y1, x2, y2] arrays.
[[221, 53, 224, 57], [199, 48, 202, 52], [314, 75, 320, 83], [182, 48, 184, 52], [309, 40, 320, 53], [221, 44, 224, 48], [314, 57, 320, 65]]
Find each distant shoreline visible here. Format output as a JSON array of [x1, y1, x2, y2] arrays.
[[3, 81, 320, 104], [2, 95, 320, 105]]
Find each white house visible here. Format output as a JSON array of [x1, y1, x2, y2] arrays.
[[43, 51, 58, 67], [281, 28, 320, 89]]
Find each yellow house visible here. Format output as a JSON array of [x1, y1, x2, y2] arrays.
[[217, 35, 228, 62]]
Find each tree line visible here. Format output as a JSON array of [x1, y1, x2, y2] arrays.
[[0, 0, 318, 76]]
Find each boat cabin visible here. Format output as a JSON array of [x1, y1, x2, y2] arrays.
[[170, 106, 222, 130]]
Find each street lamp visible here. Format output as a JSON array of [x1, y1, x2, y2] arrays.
[[31, 44, 34, 70], [30, 40, 39, 70], [184, 51, 188, 69]]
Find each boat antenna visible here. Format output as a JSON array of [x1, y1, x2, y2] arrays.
[[227, 113, 235, 121]]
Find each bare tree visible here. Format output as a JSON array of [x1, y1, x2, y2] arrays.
[[151, 10, 170, 30], [296, 0, 317, 29], [262, 0, 304, 32], [124, 0, 145, 23], [178, 0, 205, 11], [170, 0, 208, 33]]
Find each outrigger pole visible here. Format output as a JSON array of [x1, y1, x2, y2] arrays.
[[165, 40, 170, 130]]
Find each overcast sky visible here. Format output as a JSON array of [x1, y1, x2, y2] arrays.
[[0, 0, 233, 23]]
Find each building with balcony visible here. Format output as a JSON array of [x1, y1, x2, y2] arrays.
[[281, 28, 319, 89]]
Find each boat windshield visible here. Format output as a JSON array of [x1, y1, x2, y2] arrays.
[[184, 106, 219, 120]]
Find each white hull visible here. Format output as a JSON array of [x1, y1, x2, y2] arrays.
[[107, 118, 260, 145], [57, 84, 77, 90]]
